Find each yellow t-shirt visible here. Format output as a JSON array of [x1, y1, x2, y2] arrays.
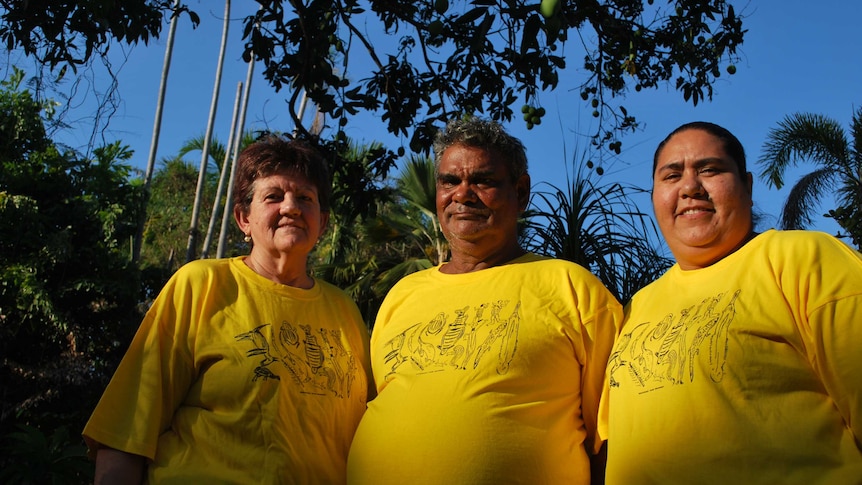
[[83, 257, 372, 484], [605, 230, 862, 484], [347, 254, 621, 485]]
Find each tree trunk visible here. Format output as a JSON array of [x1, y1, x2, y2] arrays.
[[185, 0, 231, 262], [133, 0, 180, 263]]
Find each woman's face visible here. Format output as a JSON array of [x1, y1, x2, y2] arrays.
[[652, 128, 753, 270], [235, 170, 328, 260]]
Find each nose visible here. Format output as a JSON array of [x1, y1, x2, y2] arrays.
[[280, 194, 301, 215], [451, 181, 477, 204], [680, 172, 706, 199]]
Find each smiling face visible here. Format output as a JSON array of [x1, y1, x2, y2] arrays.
[[235, 170, 329, 261], [652, 128, 754, 270], [436, 144, 530, 260]]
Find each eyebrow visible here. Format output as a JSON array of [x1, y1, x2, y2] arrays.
[[656, 157, 731, 173], [436, 169, 498, 183]]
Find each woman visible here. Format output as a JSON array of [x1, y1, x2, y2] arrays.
[[603, 122, 862, 483], [83, 136, 373, 484]]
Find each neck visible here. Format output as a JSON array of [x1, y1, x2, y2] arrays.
[[244, 252, 314, 288], [677, 230, 759, 271], [440, 242, 526, 274]]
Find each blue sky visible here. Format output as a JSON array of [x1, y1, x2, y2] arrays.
[[47, 0, 862, 238]]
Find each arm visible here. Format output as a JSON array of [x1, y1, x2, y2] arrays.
[[590, 441, 608, 485], [94, 447, 146, 485], [799, 238, 862, 441]]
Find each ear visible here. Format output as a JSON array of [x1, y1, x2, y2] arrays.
[[234, 205, 250, 236], [516, 173, 531, 212], [745, 171, 754, 204], [318, 211, 331, 239]]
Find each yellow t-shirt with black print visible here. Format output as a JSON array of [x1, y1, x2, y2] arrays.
[[84, 257, 371, 484], [347, 253, 621, 485], [604, 230, 862, 484]]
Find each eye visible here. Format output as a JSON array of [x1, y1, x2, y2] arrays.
[[475, 177, 498, 188], [437, 175, 460, 188]]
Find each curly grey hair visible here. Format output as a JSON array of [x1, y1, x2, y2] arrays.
[[432, 117, 528, 182]]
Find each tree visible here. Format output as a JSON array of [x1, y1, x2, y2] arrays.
[[0, 1, 198, 70], [0, 68, 145, 479], [757, 108, 862, 249], [139, 156, 210, 279], [521, 151, 672, 304], [243, 0, 747, 151], [139, 136, 250, 292], [312, 139, 400, 323], [3, 1, 747, 153], [365, 155, 447, 296]]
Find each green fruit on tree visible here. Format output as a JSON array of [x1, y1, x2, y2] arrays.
[[726, 64, 737, 75], [521, 104, 531, 114], [428, 20, 444, 35], [540, 0, 561, 20], [591, 98, 599, 108]]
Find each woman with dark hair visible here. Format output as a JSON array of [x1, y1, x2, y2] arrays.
[[603, 121, 862, 484], [84, 135, 372, 484]]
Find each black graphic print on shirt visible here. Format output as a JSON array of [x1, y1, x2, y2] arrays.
[[608, 289, 740, 392], [381, 299, 521, 381], [235, 321, 358, 398]]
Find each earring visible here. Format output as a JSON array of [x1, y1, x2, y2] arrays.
[[243, 234, 252, 243]]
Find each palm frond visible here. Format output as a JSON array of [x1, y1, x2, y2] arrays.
[[778, 167, 836, 229], [522, 161, 671, 304], [758, 113, 849, 189], [176, 134, 228, 173], [397, 155, 437, 212]]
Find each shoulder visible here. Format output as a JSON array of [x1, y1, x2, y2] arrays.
[[757, 229, 860, 261], [510, 253, 606, 282], [385, 266, 439, 292], [167, 258, 233, 285], [314, 278, 357, 302]]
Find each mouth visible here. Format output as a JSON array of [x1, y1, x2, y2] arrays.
[[677, 207, 713, 217], [278, 223, 305, 230], [449, 211, 488, 220]]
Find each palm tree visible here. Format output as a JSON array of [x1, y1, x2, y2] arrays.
[[758, 107, 862, 248], [177, 135, 229, 174], [521, 153, 673, 304], [368, 155, 447, 293], [312, 151, 447, 326], [311, 141, 399, 324]]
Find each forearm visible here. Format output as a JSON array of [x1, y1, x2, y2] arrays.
[[590, 441, 607, 485], [94, 447, 146, 485]]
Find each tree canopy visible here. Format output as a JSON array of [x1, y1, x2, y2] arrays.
[[0, 1, 198, 70], [1, 0, 747, 152], [245, 0, 746, 151], [0, 68, 145, 482]]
